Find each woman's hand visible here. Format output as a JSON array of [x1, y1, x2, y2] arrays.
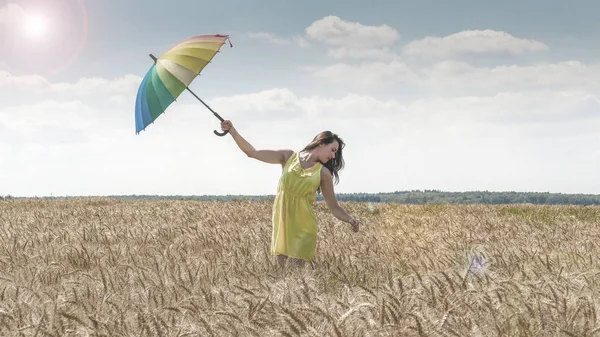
[[221, 120, 234, 132], [349, 217, 360, 232]]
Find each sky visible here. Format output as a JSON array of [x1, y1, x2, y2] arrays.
[[1, 0, 599, 197]]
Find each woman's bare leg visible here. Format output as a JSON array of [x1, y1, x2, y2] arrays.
[[275, 254, 288, 269], [286, 257, 306, 268], [275, 255, 309, 269]]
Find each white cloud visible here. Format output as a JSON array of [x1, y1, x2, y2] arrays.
[[203, 87, 600, 128], [305, 59, 600, 94], [421, 60, 599, 91], [2, 84, 600, 196], [0, 100, 96, 143], [296, 93, 404, 120], [0, 71, 142, 102], [303, 60, 417, 88], [305, 15, 400, 48], [294, 36, 310, 48], [402, 29, 548, 58], [326, 47, 397, 61], [50, 74, 142, 96], [247, 32, 288, 44], [0, 142, 11, 165], [246, 32, 309, 48], [0, 3, 24, 25], [304, 16, 401, 61], [0, 71, 49, 89], [304, 21, 547, 62], [410, 90, 600, 126], [2, 13, 599, 196], [209, 88, 303, 120], [19, 143, 46, 161], [205, 89, 406, 122]]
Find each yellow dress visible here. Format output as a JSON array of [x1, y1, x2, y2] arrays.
[[271, 151, 323, 261]]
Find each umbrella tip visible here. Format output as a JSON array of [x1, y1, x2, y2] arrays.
[[217, 34, 233, 47]]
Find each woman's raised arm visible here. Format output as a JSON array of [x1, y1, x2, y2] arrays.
[[222, 120, 293, 167]]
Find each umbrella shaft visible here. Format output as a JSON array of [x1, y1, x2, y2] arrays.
[[185, 87, 224, 122]]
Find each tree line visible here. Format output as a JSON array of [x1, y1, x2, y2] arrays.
[[325, 190, 600, 205], [5, 190, 599, 205]]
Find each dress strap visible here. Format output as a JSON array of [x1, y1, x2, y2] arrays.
[[283, 151, 297, 170]]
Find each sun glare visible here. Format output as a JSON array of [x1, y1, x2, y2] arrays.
[[22, 13, 49, 38]]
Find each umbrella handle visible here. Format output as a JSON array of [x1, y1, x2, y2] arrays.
[[214, 129, 229, 136], [211, 111, 229, 137]]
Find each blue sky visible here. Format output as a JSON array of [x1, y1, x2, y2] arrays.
[[1, 0, 599, 196]]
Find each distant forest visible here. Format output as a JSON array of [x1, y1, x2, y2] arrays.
[[327, 190, 600, 206], [9, 190, 599, 205]]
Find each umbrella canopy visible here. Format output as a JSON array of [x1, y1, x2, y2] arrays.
[[135, 34, 232, 134]]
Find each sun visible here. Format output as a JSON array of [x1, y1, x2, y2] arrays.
[[22, 13, 49, 39]]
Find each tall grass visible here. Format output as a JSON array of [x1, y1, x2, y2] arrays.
[[0, 198, 599, 336]]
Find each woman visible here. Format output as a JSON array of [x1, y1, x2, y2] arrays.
[[221, 120, 360, 268]]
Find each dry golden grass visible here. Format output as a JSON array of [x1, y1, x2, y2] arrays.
[[1, 198, 600, 336]]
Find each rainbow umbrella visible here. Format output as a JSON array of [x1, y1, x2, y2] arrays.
[[135, 34, 232, 135]]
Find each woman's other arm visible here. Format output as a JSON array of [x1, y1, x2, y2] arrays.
[[320, 168, 360, 232]]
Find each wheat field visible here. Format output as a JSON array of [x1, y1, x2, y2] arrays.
[[1, 198, 599, 336]]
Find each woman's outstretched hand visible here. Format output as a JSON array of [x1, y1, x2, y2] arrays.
[[221, 120, 233, 132], [349, 217, 360, 232]]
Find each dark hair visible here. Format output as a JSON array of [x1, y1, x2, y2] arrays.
[[302, 131, 345, 194]]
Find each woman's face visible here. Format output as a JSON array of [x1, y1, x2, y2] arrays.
[[319, 140, 339, 163]]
